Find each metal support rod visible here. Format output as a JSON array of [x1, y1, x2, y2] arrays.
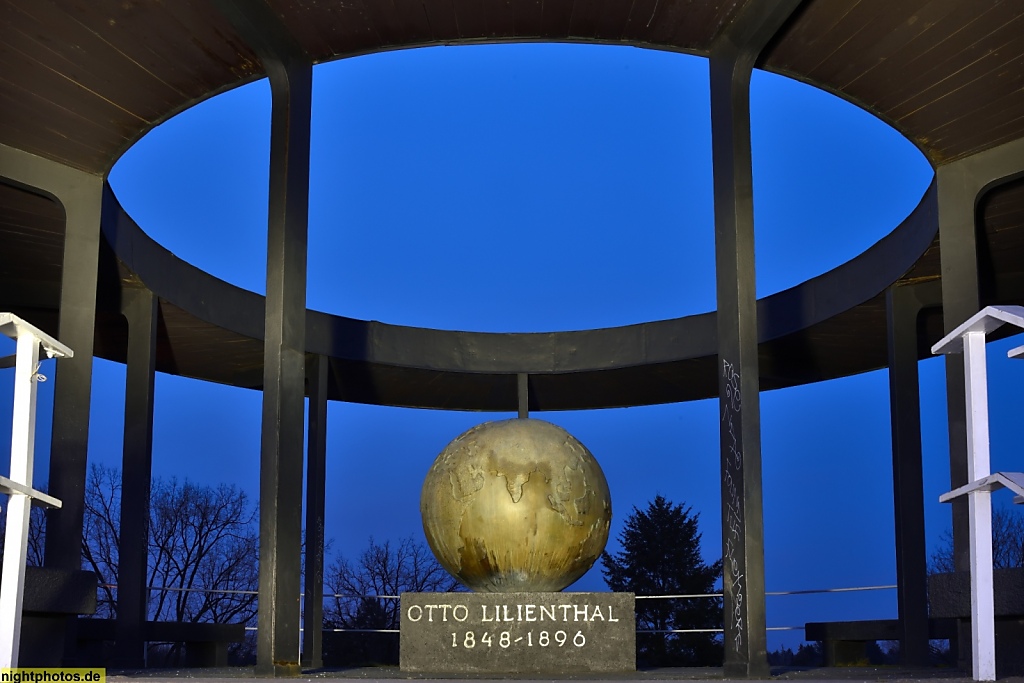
[[114, 289, 158, 668], [885, 282, 938, 665], [933, 305, 1024, 681], [517, 373, 529, 419], [962, 331, 995, 681], [0, 331, 42, 667], [0, 314, 72, 668], [301, 355, 328, 670]]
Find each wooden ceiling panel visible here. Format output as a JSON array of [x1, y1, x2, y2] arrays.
[[567, 0, 633, 42], [766, 0, 1024, 162], [641, 0, 734, 51], [619, 0, 670, 44], [450, 0, 500, 41], [0, 184, 64, 310], [980, 179, 1024, 282], [828, 0, 970, 93], [419, 0, 463, 42], [982, 179, 1024, 232], [155, 300, 265, 388], [485, 0, 519, 40], [510, 0, 546, 37], [3, 3, 181, 122], [0, 0, 260, 172], [1, 0, 1024, 409], [266, 0, 380, 60], [0, 89, 118, 172], [97, 1, 262, 96], [359, 0, 436, 47], [534, 0, 575, 37]]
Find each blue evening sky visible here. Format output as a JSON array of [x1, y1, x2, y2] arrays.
[[3, 43, 1023, 649]]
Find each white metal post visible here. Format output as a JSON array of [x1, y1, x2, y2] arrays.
[[932, 305, 1024, 682], [962, 331, 995, 681], [0, 313, 71, 668], [0, 332, 41, 667]]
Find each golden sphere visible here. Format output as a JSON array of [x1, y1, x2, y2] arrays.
[[420, 418, 612, 592]]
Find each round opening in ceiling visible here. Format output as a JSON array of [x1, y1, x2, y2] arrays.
[[109, 42, 933, 334]]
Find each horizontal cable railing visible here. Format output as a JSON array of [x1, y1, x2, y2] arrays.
[[97, 583, 896, 636]]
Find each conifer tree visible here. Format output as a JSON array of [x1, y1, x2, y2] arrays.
[[601, 495, 723, 666]]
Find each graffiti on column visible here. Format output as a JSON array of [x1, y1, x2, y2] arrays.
[[721, 358, 745, 657]]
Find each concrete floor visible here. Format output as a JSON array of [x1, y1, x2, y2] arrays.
[[104, 667, 1023, 683]]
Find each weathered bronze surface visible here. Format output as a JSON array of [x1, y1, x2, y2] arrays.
[[420, 418, 611, 592]]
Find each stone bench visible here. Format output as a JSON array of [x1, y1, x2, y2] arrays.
[[805, 569, 1024, 675], [76, 617, 245, 667], [804, 618, 956, 666], [928, 568, 1024, 676], [18, 567, 98, 666]]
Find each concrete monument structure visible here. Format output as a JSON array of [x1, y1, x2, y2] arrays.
[[406, 417, 632, 674], [3, 0, 1024, 676]]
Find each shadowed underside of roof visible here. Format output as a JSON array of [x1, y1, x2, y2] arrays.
[[2, 0, 1024, 410]]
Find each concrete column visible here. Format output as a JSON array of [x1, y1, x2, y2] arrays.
[[206, 1, 313, 673], [301, 355, 328, 670], [885, 280, 940, 665], [114, 288, 158, 667], [935, 137, 1024, 674], [937, 145, 1024, 565], [937, 162, 981, 575], [708, 2, 802, 676], [0, 144, 104, 665], [256, 56, 312, 677]]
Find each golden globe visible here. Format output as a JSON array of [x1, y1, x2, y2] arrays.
[[420, 418, 612, 592]]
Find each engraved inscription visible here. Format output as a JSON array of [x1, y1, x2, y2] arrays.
[[721, 358, 745, 656], [400, 592, 635, 674]]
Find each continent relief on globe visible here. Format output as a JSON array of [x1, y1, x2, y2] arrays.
[[420, 418, 612, 592]]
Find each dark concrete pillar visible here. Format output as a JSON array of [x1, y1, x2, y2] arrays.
[[937, 163, 980, 575], [935, 139, 1024, 671], [39, 178, 104, 575], [301, 355, 328, 670], [709, 2, 802, 676], [207, 1, 314, 674], [886, 280, 941, 666], [256, 56, 312, 677], [936, 140, 1024, 573], [114, 288, 158, 667], [0, 144, 104, 665]]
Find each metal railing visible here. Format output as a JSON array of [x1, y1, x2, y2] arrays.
[[96, 582, 897, 636]]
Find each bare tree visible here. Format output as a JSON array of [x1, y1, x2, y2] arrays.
[[145, 476, 259, 626], [931, 505, 1024, 573], [0, 495, 47, 566], [324, 536, 460, 631], [79, 463, 259, 664], [81, 464, 121, 617]]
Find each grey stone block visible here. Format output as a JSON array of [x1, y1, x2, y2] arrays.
[[929, 569, 1024, 618], [400, 591, 635, 674], [21, 567, 97, 615]]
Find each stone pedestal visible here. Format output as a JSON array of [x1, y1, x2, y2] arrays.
[[400, 592, 635, 674]]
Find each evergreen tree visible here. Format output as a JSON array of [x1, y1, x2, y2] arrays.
[[601, 495, 723, 667]]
